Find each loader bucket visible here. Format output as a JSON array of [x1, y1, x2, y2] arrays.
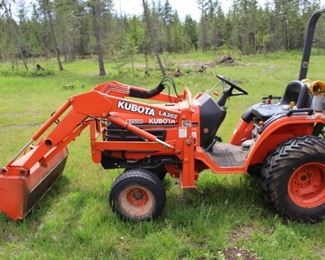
[[0, 148, 68, 221]]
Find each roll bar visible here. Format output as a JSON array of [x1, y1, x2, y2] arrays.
[[299, 9, 325, 80]]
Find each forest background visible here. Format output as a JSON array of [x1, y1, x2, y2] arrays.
[[0, 0, 325, 75]]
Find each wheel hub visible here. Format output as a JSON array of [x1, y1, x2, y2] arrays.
[[133, 191, 144, 200], [119, 185, 154, 217], [127, 188, 149, 206], [288, 162, 325, 208]]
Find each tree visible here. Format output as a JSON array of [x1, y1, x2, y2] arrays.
[[89, 0, 112, 76], [184, 15, 198, 50], [197, 0, 209, 51], [38, 0, 64, 71], [163, 0, 173, 52], [74, 0, 90, 59], [0, 0, 29, 70], [0, 0, 323, 65], [214, 6, 226, 47], [27, 3, 47, 57], [142, 0, 166, 76], [207, 0, 222, 51], [54, 0, 80, 62]]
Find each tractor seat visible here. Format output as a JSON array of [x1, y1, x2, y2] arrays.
[[242, 81, 312, 122]]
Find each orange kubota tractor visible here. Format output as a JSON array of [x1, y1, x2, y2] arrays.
[[1, 10, 324, 223]]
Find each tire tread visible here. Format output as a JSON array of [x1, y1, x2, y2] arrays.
[[109, 169, 166, 221], [261, 136, 325, 223]]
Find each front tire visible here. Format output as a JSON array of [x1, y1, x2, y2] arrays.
[[126, 166, 167, 180], [109, 169, 166, 221], [262, 136, 325, 223]]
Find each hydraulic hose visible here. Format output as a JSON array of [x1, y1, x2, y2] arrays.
[[129, 84, 165, 99]]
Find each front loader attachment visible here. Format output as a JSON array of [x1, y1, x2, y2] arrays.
[[0, 148, 68, 221], [0, 99, 74, 221], [0, 80, 178, 221]]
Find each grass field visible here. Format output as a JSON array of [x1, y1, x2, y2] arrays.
[[0, 51, 324, 259]]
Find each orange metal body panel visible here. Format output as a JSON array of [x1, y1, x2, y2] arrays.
[[245, 114, 324, 167]]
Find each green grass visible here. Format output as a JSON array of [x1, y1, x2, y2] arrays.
[[0, 52, 325, 259]]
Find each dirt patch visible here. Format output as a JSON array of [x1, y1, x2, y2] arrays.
[[222, 247, 260, 260], [228, 224, 255, 245], [226, 224, 271, 260], [228, 224, 272, 245], [176, 61, 203, 67], [316, 244, 325, 258], [1, 226, 17, 243]]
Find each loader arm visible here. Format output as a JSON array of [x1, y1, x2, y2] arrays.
[[0, 81, 177, 221]]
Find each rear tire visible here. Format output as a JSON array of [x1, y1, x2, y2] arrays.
[[261, 136, 325, 223], [109, 169, 166, 221]]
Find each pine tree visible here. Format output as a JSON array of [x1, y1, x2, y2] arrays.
[[88, 0, 112, 76], [0, 0, 29, 70], [38, 0, 64, 71], [142, 0, 166, 76], [184, 15, 198, 50], [197, 0, 209, 52]]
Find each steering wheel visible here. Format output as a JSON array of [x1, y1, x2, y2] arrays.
[[216, 75, 248, 96]]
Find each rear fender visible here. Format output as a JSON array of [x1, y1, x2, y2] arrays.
[[245, 113, 325, 168]]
